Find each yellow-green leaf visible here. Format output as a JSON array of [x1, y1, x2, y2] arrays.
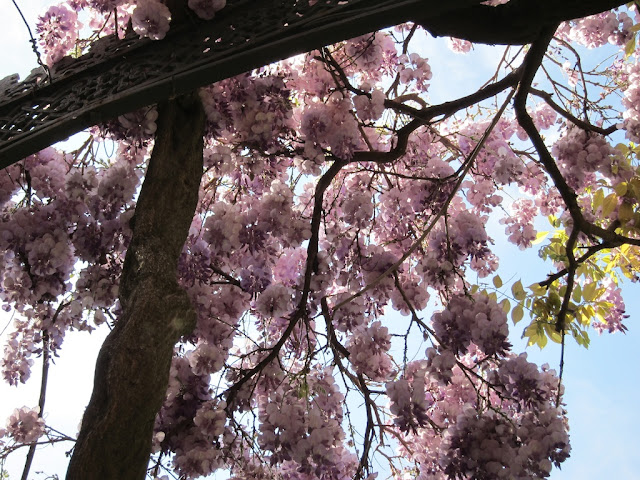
[[493, 275, 503, 289], [512, 305, 524, 324], [525, 323, 548, 349], [532, 231, 550, 245], [602, 193, 618, 217], [537, 333, 548, 349], [593, 188, 605, 210], [572, 284, 582, 303], [625, 34, 637, 59], [501, 298, 511, 313], [524, 323, 538, 344], [583, 282, 598, 302], [619, 202, 634, 223], [529, 282, 547, 297], [579, 305, 596, 326], [544, 323, 563, 343], [616, 143, 629, 155], [512, 280, 526, 301], [630, 178, 640, 197], [615, 182, 628, 197]]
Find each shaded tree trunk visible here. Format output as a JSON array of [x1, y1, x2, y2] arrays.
[[66, 93, 205, 479]]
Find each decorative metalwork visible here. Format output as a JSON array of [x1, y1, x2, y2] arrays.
[[0, 0, 476, 168]]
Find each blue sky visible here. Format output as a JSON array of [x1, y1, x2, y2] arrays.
[[0, 2, 639, 478]]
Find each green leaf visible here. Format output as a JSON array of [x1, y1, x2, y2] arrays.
[[511, 280, 526, 301], [548, 292, 562, 312], [570, 324, 591, 349], [572, 284, 582, 303], [583, 282, 598, 302], [512, 304, 524, 324], [602, 193, 618, 217], [581, 329, 591, 348], [493, 275, 503, 288], [501, 298, 511, 313], [625, 34, 637, 59]]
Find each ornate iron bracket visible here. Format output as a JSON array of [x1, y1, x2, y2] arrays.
[[0, 0, 482, 169]]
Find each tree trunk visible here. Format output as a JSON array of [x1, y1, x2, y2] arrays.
[[66, 93, 205, 479]]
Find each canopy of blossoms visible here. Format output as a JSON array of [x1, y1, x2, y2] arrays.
[[1, 1, 639, 479]]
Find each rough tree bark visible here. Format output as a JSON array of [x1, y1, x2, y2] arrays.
[[66, 93, 205, 479]]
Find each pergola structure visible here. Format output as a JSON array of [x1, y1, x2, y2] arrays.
[[0, 0, 434, 169], [0, 0, 625, 169]]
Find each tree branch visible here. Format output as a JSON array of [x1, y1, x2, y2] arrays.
[[351, 69, 522, 165], [417, 0, 628, 45], [224, 159, 347, 409], [67, 93, 205, 480], [21, 300, 69, 480], [20, 329, 49, 480], [334, 88, 516, 312], [529, 87, 618, 136]]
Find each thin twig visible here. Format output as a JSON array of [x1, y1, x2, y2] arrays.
[[333, 88, 517, 313], [224, 159, 347, 408], [10, 0, 52, 82], [529, 87, 618, 136], [556, 328, 566, 408], [21, 300, 68, 480], [20, 330, 49, 480]]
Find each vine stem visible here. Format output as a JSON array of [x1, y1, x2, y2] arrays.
[[10, 0, 52, 81], [557, 328, 566, 408], [21, 330, 50, 480], [20, 300, 69, 479], [332, 86, 517, 313]]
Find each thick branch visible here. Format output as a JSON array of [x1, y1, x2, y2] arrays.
[[514, 26, 581, 333], [224, 159, 347, 408], [515, 25, 585, 225], [66, 93, 205, 480], [418, 0, 628, 45], [538, 235, 626, 288], [352, 69, 521, 164]]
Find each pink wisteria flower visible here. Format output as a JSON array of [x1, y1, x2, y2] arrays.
[[6, 407, 45, 444], [88, 0, 126, 12], [37, 4, 79, 65], [132, 0, 172, 40]]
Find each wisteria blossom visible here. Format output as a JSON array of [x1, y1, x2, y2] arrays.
[[132, 0, 172, 40], [1, 2, 639, 479]]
